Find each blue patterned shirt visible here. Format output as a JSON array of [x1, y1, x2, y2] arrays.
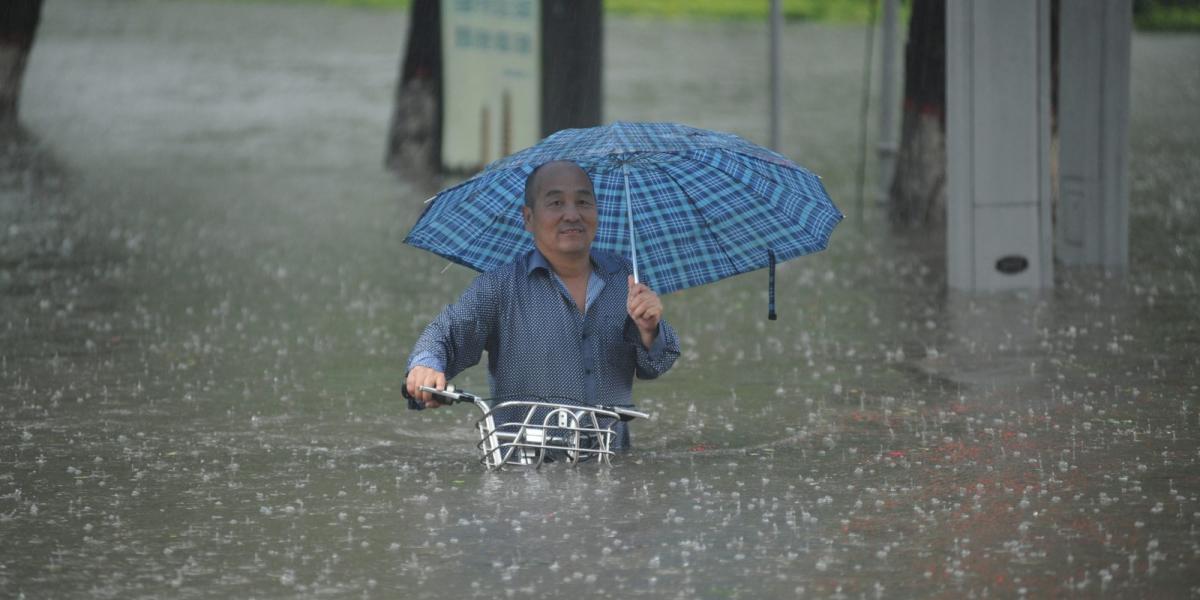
[[405, 249, 680, 417]]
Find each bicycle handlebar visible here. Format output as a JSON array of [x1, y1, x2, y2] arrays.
[[417, 385, 648, 421]]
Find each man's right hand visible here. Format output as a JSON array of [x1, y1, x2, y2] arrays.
[[406, 366, 447, 408]]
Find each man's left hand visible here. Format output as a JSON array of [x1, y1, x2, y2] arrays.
[[627, 275, 662, 348]]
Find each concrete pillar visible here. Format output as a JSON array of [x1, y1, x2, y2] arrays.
[[946, 1, 1054, 291], [1056, 0, 1131, 268]]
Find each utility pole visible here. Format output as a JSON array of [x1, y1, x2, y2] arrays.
[[876, 0, 899, 205], [768, 0, 782, 151]]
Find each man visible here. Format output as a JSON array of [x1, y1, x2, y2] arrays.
[[403, 160, 679, 447]]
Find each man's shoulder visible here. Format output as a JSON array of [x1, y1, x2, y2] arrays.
[[475, 259, 521, 287], [469, 252, 530, 292], [487, 257, 524, 277]]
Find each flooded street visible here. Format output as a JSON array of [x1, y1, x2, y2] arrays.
[[3, 0, 1199, 597]]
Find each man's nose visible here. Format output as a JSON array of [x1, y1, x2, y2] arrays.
[[562, 201, 581, 220]]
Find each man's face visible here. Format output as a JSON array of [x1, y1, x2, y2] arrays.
[[522, 162, 598, 262]]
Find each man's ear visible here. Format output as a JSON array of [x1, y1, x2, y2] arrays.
[[522, 205, 533, 232]]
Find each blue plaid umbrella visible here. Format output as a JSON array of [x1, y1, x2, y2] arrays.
[[405, 121, 842, 315]]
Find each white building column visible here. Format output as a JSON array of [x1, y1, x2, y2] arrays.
[[946, 0, 1054, 291]]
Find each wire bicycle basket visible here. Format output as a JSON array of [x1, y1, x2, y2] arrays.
[[419, 385, 648, 470]]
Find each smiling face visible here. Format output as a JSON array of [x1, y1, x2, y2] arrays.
[[522, 161, 598, 264]]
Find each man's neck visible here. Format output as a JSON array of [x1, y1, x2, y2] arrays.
[[543, 251, 591, 280]]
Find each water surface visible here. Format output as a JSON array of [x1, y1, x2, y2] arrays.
[[2, 1, 1198, 597]]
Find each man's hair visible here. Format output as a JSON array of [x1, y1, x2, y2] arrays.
[[523, 163, 547, 209], [523, 161, 591, 209]]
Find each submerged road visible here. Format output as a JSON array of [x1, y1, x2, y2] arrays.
[[2, 0, 1199, 596]]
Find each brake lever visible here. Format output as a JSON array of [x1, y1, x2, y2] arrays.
[[417, 384, 481, 405]]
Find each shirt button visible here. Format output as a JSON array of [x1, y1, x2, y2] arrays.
[[582, 333, 588, 340], [585, 368, 592, 375]]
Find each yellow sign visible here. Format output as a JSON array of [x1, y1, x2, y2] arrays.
[[441, 0, 541, 171]]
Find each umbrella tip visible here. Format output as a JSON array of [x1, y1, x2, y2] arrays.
[[768, 248, 777, 321]]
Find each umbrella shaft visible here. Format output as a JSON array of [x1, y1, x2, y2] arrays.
[[623, 167, 639, 284]]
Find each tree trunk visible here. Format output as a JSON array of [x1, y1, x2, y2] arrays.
[[541, 0, 602, 136], [0, 0, 43, 129], [384, 0, 441, 177], [385, 0, 603, 177], [888, 0, 946, 228]]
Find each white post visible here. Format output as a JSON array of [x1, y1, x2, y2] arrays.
[[946, 0, 1054, 291], [768, 0, 782, 151]]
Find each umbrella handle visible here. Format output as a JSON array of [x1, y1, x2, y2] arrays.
[[623, 166, 639, 284]]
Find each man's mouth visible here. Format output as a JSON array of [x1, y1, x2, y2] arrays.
[[559, 227, 585, 235]]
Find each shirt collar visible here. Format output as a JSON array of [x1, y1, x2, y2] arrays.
[[525, 248, 621, 278]]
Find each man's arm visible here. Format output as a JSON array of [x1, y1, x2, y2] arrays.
[[403, 274, 498, 408], [625, 275, 680, 379], [624, 318, 680, 379]]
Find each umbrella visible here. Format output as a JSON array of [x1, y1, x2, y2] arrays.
[[404, 121, 842, 317]]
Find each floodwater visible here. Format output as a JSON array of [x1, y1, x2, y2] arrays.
[[2, 0, 1198, 597]]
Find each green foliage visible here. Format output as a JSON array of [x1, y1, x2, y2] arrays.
[[185, 0, 878, 22], [604, 0, 876, 22], [1134, 0, 1200, 31], [188, 0, 1200, 30]]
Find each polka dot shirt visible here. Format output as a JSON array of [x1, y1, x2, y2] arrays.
[[405, 249, 680, 445]]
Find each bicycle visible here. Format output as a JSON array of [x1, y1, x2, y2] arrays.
[[418, 385, 649, 470]]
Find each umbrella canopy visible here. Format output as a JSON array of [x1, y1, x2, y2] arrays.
[[404, 121, 842, 296]]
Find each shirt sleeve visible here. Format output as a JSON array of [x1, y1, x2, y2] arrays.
[[404, 273, 499, 409], [623, 317, 681, 380]]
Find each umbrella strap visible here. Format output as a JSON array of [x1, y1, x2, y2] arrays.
[[768, 248, 777, 321]]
